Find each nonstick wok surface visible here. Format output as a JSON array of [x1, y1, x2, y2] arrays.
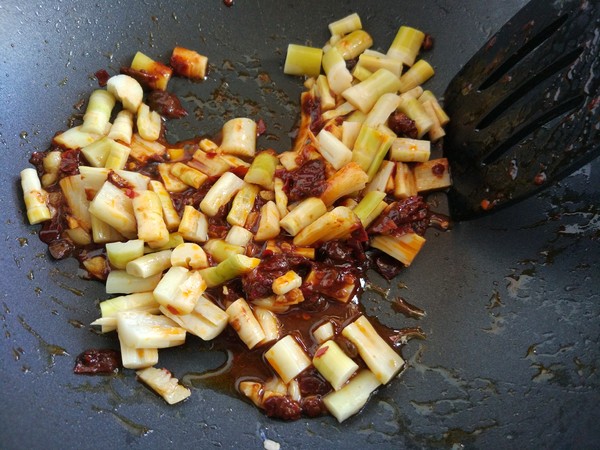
[[1, 1, 599, 448]]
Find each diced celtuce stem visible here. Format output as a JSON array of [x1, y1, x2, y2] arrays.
[[200, 172, 245, 217], [341, 121, 362, 149], [365, 128, 395, 181], [106, 74, 143, 113], [115, 342, 158, 370], [389, 137, 431, 162], [321, 162, 369, 207], [171, 46, 208, 79], [227, 183, 259, 227], [81, 89, 115, 135], [312, 321, 335, 344], [106, 270, 162, 294], [129, 133, 167, 163], [20, 168, 51, 225], [254, 307, 280, 344], [130, 51, 172, 90], [316, 129, 353, 170], [273, 177, 288, 219], [352, 64, 373, 81], [313, 340, 359, 391], [145, 233, 184, 252], [342, 69, 401, 113], [203, 239, 244, 263], [104, 139, 131, 171], [220, 118, 257, 157], [226, 298, 266, 350], [106, 239, 145, 269], [65, 227, 92, 246], [149, 180, 181, 231], [119, 340, 158, 369], [323, 369, 382, 423], [387, 26, 425, 66], [398, 60, 434, 93], [397, 96, 434, 138], [342, 315, 404, 384], [198, 254, 260, 288], [293, 206, 360, 246], [357, 54, 403, 78], [89, 181, 137, 238], [421, 100, 446, 141], [280, 197, 327, 237], [171, 242, 208, 270], [363, 93, 400, 128], [394, 162, 417, 199], [158, 163, 188, 192], [137, 103, 161, 142], [244, 150, 278, 189], [333, 30, 373, 59], [153, 266, 206, 315], [329, 13, 362, 36], [287, 379, 301, 402], [225, 225, 253, 248], [40, 151, 61, 186], [189, 149, 231, 177], [107, 109, 134, 144], [419, 90, 450, 125], [272, 270, 302, 295], [284, 44, 323, 77], [53, 125, 102, 150], [133, 190, 170, 248], [160, 295, 228, 340], [316, 75, 336, 111], [414, 158, 451, 191], [370, 232, 426, 266], [126, 249, 172, 278], [81, 137, 114, 167], [170, 162, 208, 189], [364, 159, 394, 194], [178, 205, 208, 243], [136, 367, 191, 405], [322, 47, 353, 95], [117, 311, 185, 348], [91, 215, 124, 244], [97, 292, 159, 332], [353, 191, 386, 226], [321, 102, 357, 121], [59, 174, 92, 231], [265, 335, 312, 384], [255, 201, 281, 242]]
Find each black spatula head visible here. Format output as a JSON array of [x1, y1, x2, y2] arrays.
[[443, 0, 599, 220]]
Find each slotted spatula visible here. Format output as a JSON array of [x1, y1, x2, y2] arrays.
[[443, 0, 599, 220]]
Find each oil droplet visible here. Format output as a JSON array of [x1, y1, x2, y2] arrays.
[[19, 131, 28, 139], [68, 319, 85, 329], [18, 237, 28, 247]]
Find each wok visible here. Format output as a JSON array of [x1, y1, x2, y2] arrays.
[[1, 0, 599, 448]]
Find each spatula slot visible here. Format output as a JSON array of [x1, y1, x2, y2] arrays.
[[476, 46, 584, 131], [478, 12, 570, 91], [481, 94, 584, 166]]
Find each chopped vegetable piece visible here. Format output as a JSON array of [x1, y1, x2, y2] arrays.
[[313, 340, 359, 391], [161, 296, 228, 341], [342, 315, 404, 384], [81, 89, 116, 135], [387, 25, 425, 66], [342, 68, 401, 113], [170, 242, 209, 270], [333, 30, 373, 60], [106, 270, 162, 294], [226, 298, 266, 349], [265, 335, 312, 384], [171, 46, 208, 79], [220, 118, 257, 157], [153, 266, 206, 315], [130, 51, 173, 90], [136, 367, 191, 404], [106, 239, 145, 269], [106, 74, 143, 112], [323, 369, 381, 422], [414, 158, 451, 191], [21, 168, 51, 225], [284, 44, 323, 77], [328, 13, 362, 36], [370, 233, 426, 266], [200, 172, 245, 217], [117, 311, 185, 349], [126, 249, 172, 279]]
